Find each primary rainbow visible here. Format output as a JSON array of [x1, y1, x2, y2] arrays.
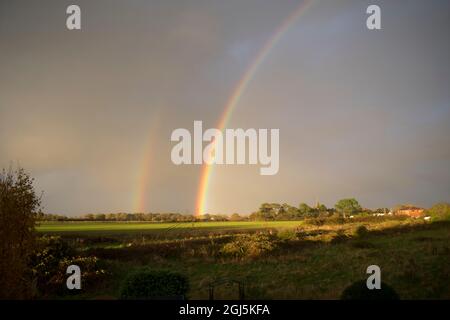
[[195, 0, 314, 215]]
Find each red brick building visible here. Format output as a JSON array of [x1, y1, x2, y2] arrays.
[[395, 206, 424, 218]]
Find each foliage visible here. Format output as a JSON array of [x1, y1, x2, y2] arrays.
[[0, 167, 40, 299], [335, 198, 362, 216], [48, 256, 107, 294], [36, 199, 380, 223], [277, 229, 298, 241], [120, 269, 189, 299], [373, 208, 390, 213], [229, 213, 242, 221], [355, 225, 369, 238], [298, 203, 314, 217], [317, 203, 328, 212], [31, 236, 74, 293], [238, 202, 331, 221], [305, 217, 326, 226], [253, 203, 303, 220], [426, 203, 450, 221], [221, 233, 276, 258], [31, 236, 106, 296], [33, 218, 450, 299], [36, 213, 69, 221]]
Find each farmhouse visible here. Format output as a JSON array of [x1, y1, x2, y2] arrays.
[[395, 206, 424, 218]]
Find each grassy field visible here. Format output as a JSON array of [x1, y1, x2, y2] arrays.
[[35, 218, 450, 300], [37, 220, 303, 236]]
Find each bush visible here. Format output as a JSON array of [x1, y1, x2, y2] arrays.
[[31, 236, 74, 293], [120, 269, 189, 299], [221, 233, 276, 259], [340, 280, 400, 300], [355, 225, 369, 238], [48, 256, 107, 294], [426, 203, 450, 221], [0, 167, 40, 299], [31, 236, 106, 296], [277, 230, 298, 241], [305, 217, 326, 226]]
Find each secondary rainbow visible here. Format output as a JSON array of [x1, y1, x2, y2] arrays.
[[195, 0, 314, 215], [133, 115, 160, 213]]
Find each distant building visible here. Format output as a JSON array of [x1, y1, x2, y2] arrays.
[[395, 206, 424, 218]]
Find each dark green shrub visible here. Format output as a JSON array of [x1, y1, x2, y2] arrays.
[[120, 269, 189, 299], [355, 225, 369, 238], [340, 280, 400, 300]]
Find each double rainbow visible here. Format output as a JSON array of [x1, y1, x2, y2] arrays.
[[134, 1, 315, 214]]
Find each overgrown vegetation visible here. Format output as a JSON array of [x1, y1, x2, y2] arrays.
[[220, 233, 276, 259], [0, 167, 40, 299], [426, 203, 450, 221], [34, 218, 450, 300], [30, 236, 107, 297]]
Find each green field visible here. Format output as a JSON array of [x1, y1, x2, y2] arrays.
[[37, 220, 303, 235], [35, 218, 450, 300]]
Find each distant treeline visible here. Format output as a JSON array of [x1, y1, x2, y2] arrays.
[[38, 198, 397, 222], [38, 212, 224, 222]]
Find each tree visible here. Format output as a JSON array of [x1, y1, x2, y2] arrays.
[[84, 213, 95, 220], [298, 203, 313, 217], [0, 167, 41, 299], [426, 203, 450, 221], [201, 214, 211, 221], [335, 198, 362, 217], [249, 212, 258, 221], [230, 213, 242, 221], [317, 203, 328, 213], [285, 205, 300, 219], [257, 203, 278, 220], [95, 213, 106, 221]]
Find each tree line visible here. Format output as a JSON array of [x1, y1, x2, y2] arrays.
[[38, 198, 391, 222]]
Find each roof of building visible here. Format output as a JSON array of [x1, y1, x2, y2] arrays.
[[398, 206, 423, 211]]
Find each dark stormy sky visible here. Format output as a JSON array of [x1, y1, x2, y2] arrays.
[[0, 0, 449, 215]]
